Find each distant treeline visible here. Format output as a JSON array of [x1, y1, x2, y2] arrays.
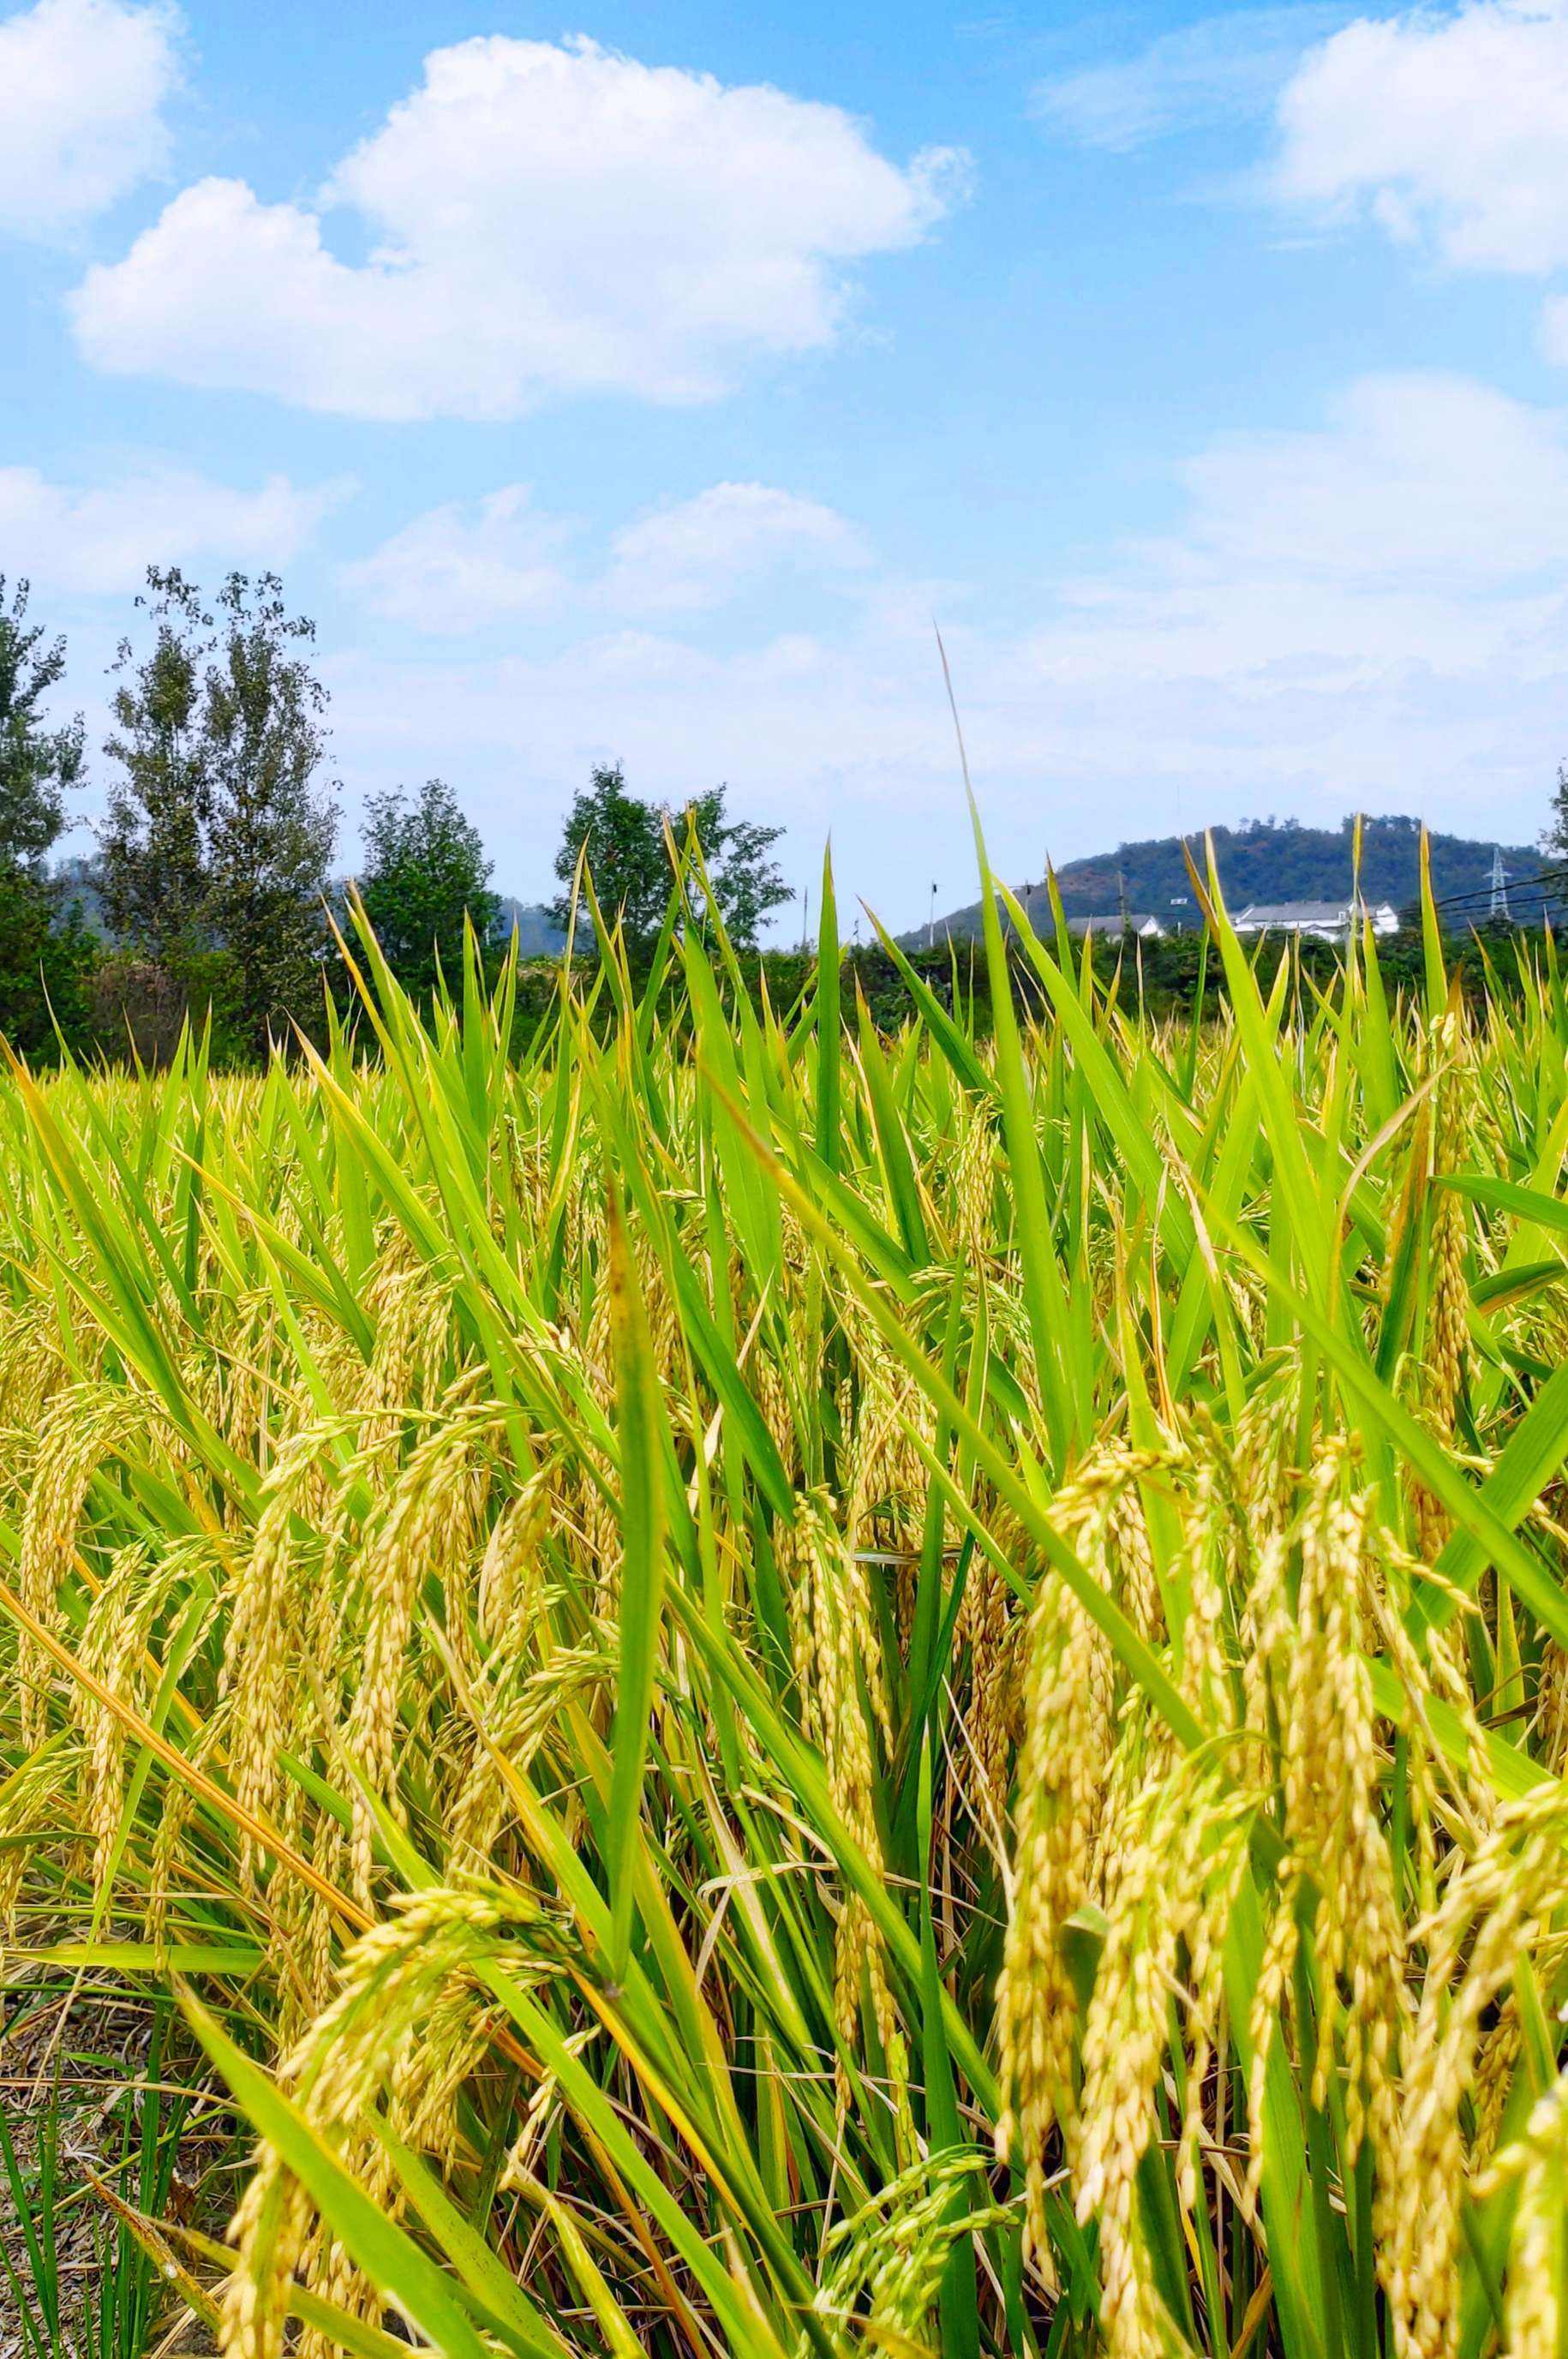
[[3, 565, 1562, 1069], [13, 864, 1547, 1070], [497, 918, 1546, 1047]]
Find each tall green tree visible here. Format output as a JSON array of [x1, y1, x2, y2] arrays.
[[0, 576, 84, 868], [550, 763, 673, 948], [99, 568, 338, 1053], [353, 777, 500, 999], [551, 765, 787, 951], [99, 569, 212, 964], [0, 578, 95, 1059]]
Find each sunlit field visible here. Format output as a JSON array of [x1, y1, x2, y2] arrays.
[[3, 834, 1568, 2359]]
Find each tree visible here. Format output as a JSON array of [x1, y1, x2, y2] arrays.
[[0, 580, 93, 1059], [550, 763, 673, 948], [99, 569, 212, 963], [353, 778, 500, 999], [0, 874, 97, 1060], [1544, 762, 1568, 862], [0, 577, 84, 869], [681, 786, 790, 949], [99, 568, 338, 1054], [550, 766, 787, 952]]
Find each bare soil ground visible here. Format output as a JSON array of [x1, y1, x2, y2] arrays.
[[0, 1969, 220, 2358]]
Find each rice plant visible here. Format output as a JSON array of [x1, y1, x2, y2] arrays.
[[0, 825, 1566, 2358]]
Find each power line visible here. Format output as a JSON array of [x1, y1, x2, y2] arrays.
[[1427, 862, 1568, 916]]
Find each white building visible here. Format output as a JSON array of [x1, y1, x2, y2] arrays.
[[1233, 899, 1399, 943], [1063, 912, 1166, 940]]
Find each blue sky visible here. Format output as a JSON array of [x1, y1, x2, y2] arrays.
[[5, 0, 1568, 932]]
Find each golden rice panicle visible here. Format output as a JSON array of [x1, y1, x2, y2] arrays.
[[994, 1478, 1120, 2262], [219, 1426, 337, 1889], [146, 1702, 231, 1956], [389, 1979, 504, 2170], [945, 1100, 997, 1263], [1368, 1541, 1497, 1904], [841, 1349, 931, 1555], [0, 1290, 66, 1434], [220, 1885, 528, 2359], [75, 1540, 195, 1900], [776, 1490, 906, 2120], [355, 1245, 454, 1456], [1298, 1456, 1405, 2142], [1481, 2068, 1568, 2359], [811, 2153, 1005, 2356], [1054, 1440, 1176, 1644], [583, 1260, 615, 1403], [955, 1512, 1022, 1830], [195, 1289, 278, 1483], [1074, 1762, 1248, 2359], [1107, 1476, 1164, 1646], [1535, 1635, 1568, 1774], [636, 1227, 685, 1392], [220, 2150, 314, 2359], [1170, 1452, 1236, 1729], [344, 1404, 490, 1905], [446, 1643, 603, 1877], [476, 1469, 556, 1649], [1242, 1446, 1405, 2197], [17, 1383, 141, 1748], [751, 1333, 800, 1486], [1381, 1790, 1568, 2359], [1472, 1997, 1523, 2173], [0, 1739, 79, 1934]]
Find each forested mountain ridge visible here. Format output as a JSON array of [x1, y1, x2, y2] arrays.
[[908, 815, 1543, 940]]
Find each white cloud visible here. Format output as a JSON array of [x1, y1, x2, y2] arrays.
[[320, 374, 1568, 926], [0, 0, 178, 237], [1033, 7, 1344, 150], [1273, 0, 1568, 272], [342, 479, 872, 632], [70, 33, 968, 419], [603, 483, 871, 614], [0, 463, 347, 596], [340, 487, 572, 634], [1168, 372, 1568, 589]]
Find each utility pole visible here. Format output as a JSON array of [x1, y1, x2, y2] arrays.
[[927, 881, 937, 950], [1117, 863, 1130, 937], [1490, 847, 1511, 923], [800, 883, 811, 956]]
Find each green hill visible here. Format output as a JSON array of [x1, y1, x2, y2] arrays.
[[909, 815, 1547, 941]]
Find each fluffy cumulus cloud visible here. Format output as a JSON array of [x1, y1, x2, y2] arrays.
[[1273, 0, 1568, 272], [69, 33, 967, 419], [0, 463, 346, 596], [0, 0, 178, 237], [320, 373, 1568, 925]]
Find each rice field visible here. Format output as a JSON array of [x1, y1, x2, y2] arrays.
[[2, 831, 1567, 2359]]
